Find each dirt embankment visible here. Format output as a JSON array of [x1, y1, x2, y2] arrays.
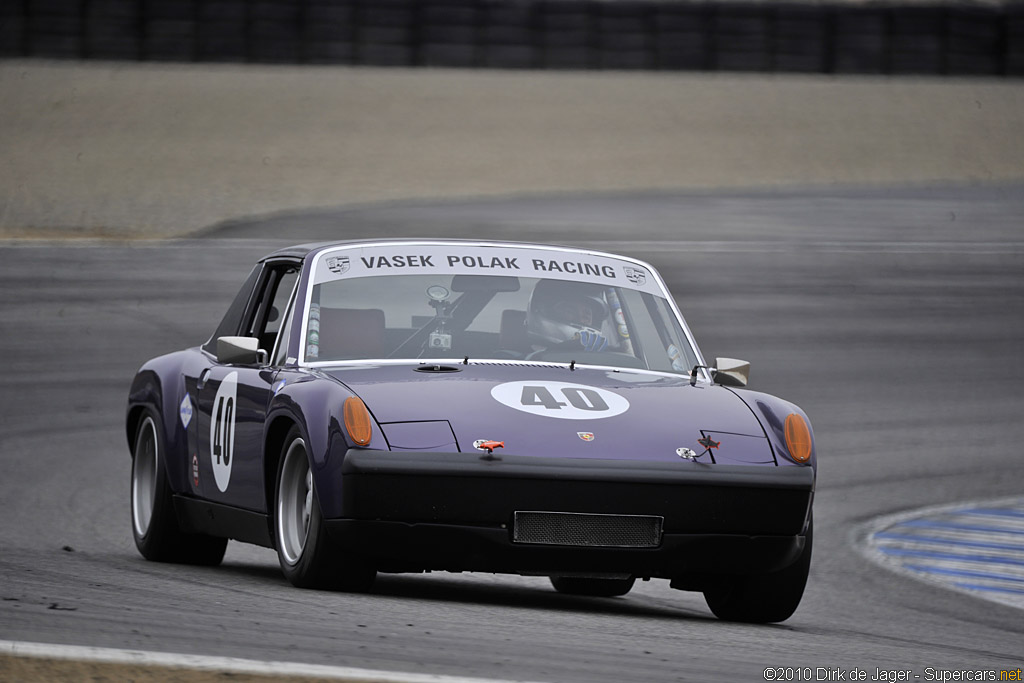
[[2, 60, 1023, 239]]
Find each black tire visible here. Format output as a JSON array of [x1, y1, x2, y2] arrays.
[[131, 410, 227, 566], [703, 516, 813, 623], [274, 427, 375, 591], [550, 576, 636, 597]]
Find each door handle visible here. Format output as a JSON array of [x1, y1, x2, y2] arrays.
[[197, 368, 212, 390]]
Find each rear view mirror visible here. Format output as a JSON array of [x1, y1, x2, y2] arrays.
[[712, 357, 750, 387], [451, 274, 520, 293], [217, 336, 266, 365]]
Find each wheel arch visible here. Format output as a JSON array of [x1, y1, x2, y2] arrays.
[[264, 414, 301, 534], [269, 376, 387, 520], [126, 404, 149, 455], [126, 369, 164, 454]]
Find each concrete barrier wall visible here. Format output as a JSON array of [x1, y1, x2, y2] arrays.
[[1, 0, 1022, 76]]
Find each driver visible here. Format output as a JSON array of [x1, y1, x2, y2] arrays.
[[527, 280, 611, 352]]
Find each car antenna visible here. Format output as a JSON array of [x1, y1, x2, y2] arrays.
[[463, 355, 469, 365], [569, 360, 576, 371]]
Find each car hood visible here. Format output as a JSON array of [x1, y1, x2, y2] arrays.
[[320, 363, 774, 465]]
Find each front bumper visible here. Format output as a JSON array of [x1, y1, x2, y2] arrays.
[[329, 450, 814, 579]]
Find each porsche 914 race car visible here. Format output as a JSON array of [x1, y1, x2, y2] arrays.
[[127, 239, 815, 623]]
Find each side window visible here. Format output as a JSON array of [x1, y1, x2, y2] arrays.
[[203, 266, 261, 354], [246, 264, 299, 358]]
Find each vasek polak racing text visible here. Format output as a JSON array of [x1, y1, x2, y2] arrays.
[[313, 244, 658, 292], [763, 667, 1022, 682]]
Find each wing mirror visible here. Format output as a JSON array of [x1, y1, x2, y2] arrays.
[[217, 336, 268, 365], [712, 357, 750, 387]]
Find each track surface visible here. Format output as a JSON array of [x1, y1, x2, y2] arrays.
[[2, 186, 1023, 681]]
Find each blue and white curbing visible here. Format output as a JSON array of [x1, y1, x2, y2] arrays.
[[860, 496, 1024, 610]]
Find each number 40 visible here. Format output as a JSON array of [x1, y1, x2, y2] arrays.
[[213, 396, 233, 466], [521, 385, 609, 411]]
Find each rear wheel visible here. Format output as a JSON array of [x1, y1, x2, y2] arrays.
[[550, 576, 635, 597], [274, 427, 375, 591], [703, 516, 813, 623], [131, 411, 227, 565]]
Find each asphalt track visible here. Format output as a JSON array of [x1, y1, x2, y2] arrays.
[[2, 185, 1023, 681]]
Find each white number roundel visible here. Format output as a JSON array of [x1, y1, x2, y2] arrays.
[[490, 381, 629, 420], [210, 371, 238, 492]]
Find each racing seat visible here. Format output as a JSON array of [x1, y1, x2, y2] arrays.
[[497, 309, 529, 358], [317, 308, 386, 359]]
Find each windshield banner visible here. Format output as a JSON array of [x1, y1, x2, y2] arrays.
[[313, 243, 661, 294]]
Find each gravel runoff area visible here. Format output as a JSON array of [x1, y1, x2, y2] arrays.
[[2, 59, 1023, 239]]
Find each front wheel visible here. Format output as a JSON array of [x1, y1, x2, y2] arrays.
[[703, 516, 813, 623], [550, 576, 635, 597], [131, 411, 226, 565], [274, 427, 375, 591]]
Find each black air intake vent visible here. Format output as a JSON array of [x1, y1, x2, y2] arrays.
[[512, 512, 663, 548]]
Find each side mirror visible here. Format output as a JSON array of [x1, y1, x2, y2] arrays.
[[217, 336, 267, 365], [712, 357, 750, 387]]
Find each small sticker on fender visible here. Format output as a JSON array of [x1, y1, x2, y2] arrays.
[[179, 393, 193, 429]]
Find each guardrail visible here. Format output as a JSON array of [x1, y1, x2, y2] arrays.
[[2, 0, 1022, 76]]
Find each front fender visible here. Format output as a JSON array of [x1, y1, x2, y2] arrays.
[[730, 388, 818, 470], [126, 350, 197, 494], [269, 372, 387, 519], [126, 369, 163, 451]]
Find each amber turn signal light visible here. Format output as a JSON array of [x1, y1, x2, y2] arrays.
[[784, 413, 812, 463], [343, 396, 372, 446]]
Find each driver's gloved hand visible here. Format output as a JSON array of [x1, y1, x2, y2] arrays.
[[577, 329, 608, 352]]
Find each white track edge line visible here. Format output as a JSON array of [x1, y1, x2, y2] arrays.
[[0, 640, 550, 683]]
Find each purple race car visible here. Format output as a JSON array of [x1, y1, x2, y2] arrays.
[[127, 240, 815, 623]]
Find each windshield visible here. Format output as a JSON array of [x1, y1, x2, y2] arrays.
[[303, 247, 699, 375]]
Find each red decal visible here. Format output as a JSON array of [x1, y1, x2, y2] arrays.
[[697, 436, 720, 450], [474, 440, 505, 453]]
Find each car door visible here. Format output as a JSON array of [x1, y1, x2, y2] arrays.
[[191, 260, 300, 512]]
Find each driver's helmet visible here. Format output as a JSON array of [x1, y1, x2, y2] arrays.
[[527, 280, 610, 347]]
